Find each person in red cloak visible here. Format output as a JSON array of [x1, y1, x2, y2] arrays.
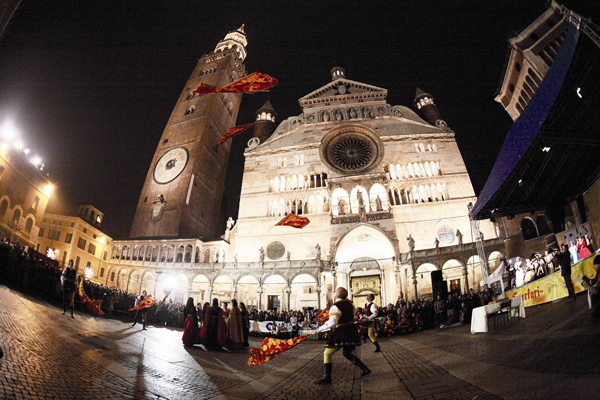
[[182, 297, 199, 347], [198, 298, 226, 350]]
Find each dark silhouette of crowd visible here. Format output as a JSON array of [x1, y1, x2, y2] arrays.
[[0, 237, 491, 337]]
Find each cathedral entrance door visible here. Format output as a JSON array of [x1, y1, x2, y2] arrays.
[[350, 275, 381, 307]]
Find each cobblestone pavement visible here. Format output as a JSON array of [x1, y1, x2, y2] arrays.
[[1, 285, 599, 399]]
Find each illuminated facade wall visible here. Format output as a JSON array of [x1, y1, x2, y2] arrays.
[[36, 213, 112, 282], [0, 146, 52, 247]]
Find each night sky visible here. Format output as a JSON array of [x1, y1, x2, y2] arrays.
[[0, 1, 597, 239]]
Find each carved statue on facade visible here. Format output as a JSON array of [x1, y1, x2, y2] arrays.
[[315, 244, 321, 260], [210, 248, 217, 263], [224, 217, 235, 241], [286, 251, 291, 261], [259, 247, 265, 262], [338, 197, 345, 215], [233, 253, 238, 264], [407, 234, 415, 251], [375, 195, 383, 211], [434, 237, 440, 250], [456, 229, 463, 246], [358, 190, 366, 222]]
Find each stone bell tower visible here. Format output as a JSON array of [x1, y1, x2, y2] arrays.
[[129, 26, 247, 240]]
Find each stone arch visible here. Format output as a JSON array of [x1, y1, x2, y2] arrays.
[[442, 259, 464, 295], [184, 244, 193, 262], [350, 185, 370, 213], [521, 217, 538, 240], [212, 274, 233, 306], [172, 273, 190, 303], [191, 274, 210, 305], [0, 197, 9, 220], [331, 187, 350, 216], [262, 274, 287, 311], [488, 251, 505, 273], [536, 215, 552, 236], [116, 269, 128, 290], [235, 274, 259, 309], [129, 270, 141, 293], [466, 255, 483, 290], [176, 245, 184, 262], [24, 216, 34, 234], [369, 183, 388, 211], [333, 223, 398, 305], [141, 271, 155, 296], [12, 207, 22, 225], [290, 273, 319, 310], [415, 263, 439, 299]]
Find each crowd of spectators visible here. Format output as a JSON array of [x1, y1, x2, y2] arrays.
[[505, 235, 596, 290]]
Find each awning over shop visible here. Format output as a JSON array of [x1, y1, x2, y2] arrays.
[[472, 24, 600, 220]]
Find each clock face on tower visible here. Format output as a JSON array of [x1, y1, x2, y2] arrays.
[[153, 147, 189, 184]]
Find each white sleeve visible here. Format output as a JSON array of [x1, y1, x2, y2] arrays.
[[367, 303, 378, 320], [317, 305, 341, 333]]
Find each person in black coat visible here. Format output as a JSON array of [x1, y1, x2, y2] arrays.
[[558, 244, 576, 301]]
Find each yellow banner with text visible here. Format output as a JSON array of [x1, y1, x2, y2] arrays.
[[505, 256, 597, 307]]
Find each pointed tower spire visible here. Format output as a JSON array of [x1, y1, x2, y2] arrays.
[[214, 25, 248, 61]]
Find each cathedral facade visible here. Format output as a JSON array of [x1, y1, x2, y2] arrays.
[[105, 28, 505, 310]]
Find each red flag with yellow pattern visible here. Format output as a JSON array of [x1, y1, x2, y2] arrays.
[[275, 213, 310, 229], [218, 123, 255, 145], [313, 308, 330, 323], [128, 295, 156, 311], [196, 72, 278, 95], [78, 280, 104, 316], [247, 334, 311, 366]]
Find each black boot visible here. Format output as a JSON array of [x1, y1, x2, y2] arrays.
[[374, 341, 381, 353], [353, 357, 371, 377], [132, 320, 137, 327], [142, 322, 147, 331], [314, 363, 332, 384]]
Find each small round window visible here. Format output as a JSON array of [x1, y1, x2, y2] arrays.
[[437, 225, 455, 244], [267, 241, 285, 260]]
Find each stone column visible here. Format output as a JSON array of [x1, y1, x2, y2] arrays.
[[257, 286, 263, 310], [208, 281, 213, 302], [285, 286, 291, 312], [412, 273, 419, 301], [463, 265, 469, 293], [316, 286, 322, 310], [231, 281, 237, 300]]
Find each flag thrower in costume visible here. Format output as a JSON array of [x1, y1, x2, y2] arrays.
[[128, 294, 156, 311], [274, 213, 310, 229], [196, 72, 278, 95], [247, 334, 311, 366], [78, 280, 104, 316], [218, 123, 255, 145]]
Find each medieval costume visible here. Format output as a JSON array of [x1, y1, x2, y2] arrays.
[[363, 295, 381, 352], [199, 299, 227, 349], [226, 299, 244, 350], [240, 302, 250, 346], [313, 287, 370, 384], [132, 291, 149, 330], [182, 297, 199, 347]]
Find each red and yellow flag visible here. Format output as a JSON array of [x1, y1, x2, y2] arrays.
[[78, 281, 104, 316], [275, 213, 310, 229], [247, 334, 311, 366], [218, 123, 255, 145], [313, 308, 330, 323], [195, 72, 278, 95], [129, 295, 156, 311]]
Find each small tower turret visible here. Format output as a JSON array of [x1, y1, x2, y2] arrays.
[[330, 66, 346, 81], [414, 88, 447, 128], [253, 100, 276, 144]]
